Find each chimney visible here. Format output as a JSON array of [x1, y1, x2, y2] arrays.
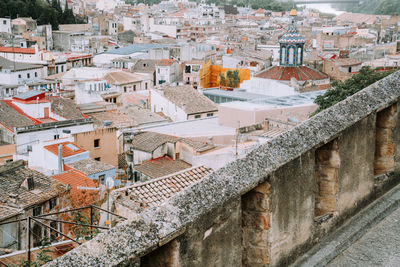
[[58, 144, 63, 174]]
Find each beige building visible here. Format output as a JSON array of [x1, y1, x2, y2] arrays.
[[323, 57, 362, 82], [73, 128, 118, 167], [0, 143, 16, 164]]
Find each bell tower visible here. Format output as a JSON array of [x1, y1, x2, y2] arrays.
[[278, 9, 305, 67]]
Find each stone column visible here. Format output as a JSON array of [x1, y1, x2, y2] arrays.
[[242, 182, 271, 267]]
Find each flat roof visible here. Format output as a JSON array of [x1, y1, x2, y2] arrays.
[[203, 88, 269, 101], [251, 90, 326, 107], [126, 117, 236, 138], [105, 44, 172, 55], [14, 90, 43, 100]]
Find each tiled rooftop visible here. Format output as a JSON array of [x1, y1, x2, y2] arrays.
[[135, 156, 192, 179], [48, 97, 86, 120], [117, 165, 213, 208], [0, 161, 68, 218], [104, 71, 147, 85], [130, 131, 180, 153], [161, 85, 218, 115], [52, 170, 98, 207], [256, 66, 328, 81], [0, 56, 42, 72], [67, 158, 115, 176], [0, 100, 36, 131], [0, 47, 35, 54]]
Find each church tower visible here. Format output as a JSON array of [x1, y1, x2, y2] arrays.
[[278, 9, 305, 67]]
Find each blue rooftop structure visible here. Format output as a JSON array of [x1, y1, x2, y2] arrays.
[[105, 44, 172, 55], [14, 90, 43, 100]]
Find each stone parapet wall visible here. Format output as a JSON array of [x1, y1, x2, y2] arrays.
[[46, 70, 400, 267]]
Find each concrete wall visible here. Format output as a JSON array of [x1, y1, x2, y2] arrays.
[[47, 71, 400, 267], [73, 128, 118, 166]]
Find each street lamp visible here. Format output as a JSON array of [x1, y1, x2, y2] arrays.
[[105, 177, 114, 230]]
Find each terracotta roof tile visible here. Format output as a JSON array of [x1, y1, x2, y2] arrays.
[[135, 156, 192, 179], [0, 161, 68, 219], [118, 165, 212, 208], [256, 66, 328, 81], [44, 142, 87, 158], [52, 170, 98, 207]]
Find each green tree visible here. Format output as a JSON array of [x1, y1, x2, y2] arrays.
[[232, 69, 240, 88], [219, 72, 226, 86], [61, 0, 76, 24], [71, 211, 99, 242], [313, 67, 394, 115]]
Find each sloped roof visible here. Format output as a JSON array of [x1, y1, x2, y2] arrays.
[[120, 165, 213, 208], [104, 71, 146, 85], [0, 101, 36, 131], [0, 56, 42, 72], [279, 22, 305, 45], [161, 85, 218, 115], [181, 138, 215, 153], [0, 161, 68, 213], [67, 158, 115, 176], [256, 66, 328, 81], [52, 170, 98, 207], [119, 105, 168, 126], [130, 131, 215, 153], [44, 142, 87, 158], [135, 156, 192, 179], [48, 97, 85, 120], [130, 131, 180, 153], [132, 59, 158, 73], [0, 47, 35, 54]]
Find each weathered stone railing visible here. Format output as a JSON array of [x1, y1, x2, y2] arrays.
[[47, 70, 400, 266]]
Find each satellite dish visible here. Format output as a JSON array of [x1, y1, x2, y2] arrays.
[[105, 177, 114, 189]]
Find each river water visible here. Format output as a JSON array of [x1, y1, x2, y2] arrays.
[[298, 3, 344, 15]]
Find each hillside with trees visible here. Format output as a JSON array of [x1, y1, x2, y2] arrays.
[[334, 0, 400, 15], [126, 0, 295, 12], [0, 0, 84, 30]]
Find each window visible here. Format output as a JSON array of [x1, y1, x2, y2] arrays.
[[145, 83, 148, 90], [94, 139, 100, 148], [94, 157, 100, 161], [195, 115, 201, 119], [50, 221, 59, 242], [49, 198, 57, 210], [3, 20, 6, 25], [124, 86, 127, 93], [133, 85, 136, 91], [27, 73, 30, 79], [18, 74, 21, 78], [207, 113, 214, 117], [99, 174, 105, 184], [348, 66, 352, 73], [33, 206, 42, 216], [54, 134, 59, 140], [61, 65, 64, 72], [34, 72, 37, 77]]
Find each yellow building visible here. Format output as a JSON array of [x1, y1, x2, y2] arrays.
[[200, 60, 250, 89]]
